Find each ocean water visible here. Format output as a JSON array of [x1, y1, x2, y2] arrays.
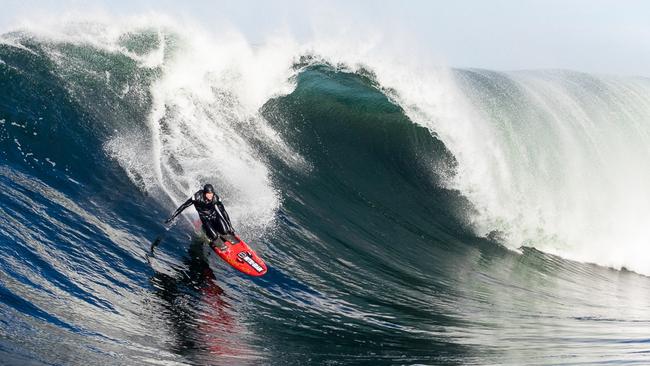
[[2, 20, 650, 365]]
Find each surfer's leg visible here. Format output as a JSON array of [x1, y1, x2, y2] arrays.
[[211, 216, 229, 236], [200, 217, 218, 241], [205, 217, 228, 250]]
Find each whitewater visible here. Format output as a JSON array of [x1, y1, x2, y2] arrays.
[[2, 15, 650, 365]]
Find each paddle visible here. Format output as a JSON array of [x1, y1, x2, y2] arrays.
[[149, 220, 173, 255], [149, 234, 165, 254]]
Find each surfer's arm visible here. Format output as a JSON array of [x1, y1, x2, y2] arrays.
[[165, 198, 193, 224]]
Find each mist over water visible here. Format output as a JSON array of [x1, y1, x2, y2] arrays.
[[2, 16, 650, 365]]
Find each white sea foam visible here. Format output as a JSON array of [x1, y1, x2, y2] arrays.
[[52, 17, 310, 236], [362, 61, 650, 274]]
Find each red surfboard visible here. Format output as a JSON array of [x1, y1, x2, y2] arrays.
[[193, 220, 267, 276], [212, 234, 268, 277]]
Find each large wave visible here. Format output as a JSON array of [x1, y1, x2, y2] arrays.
[[2, 16, 650, 365], [32, 17, 650, 275]]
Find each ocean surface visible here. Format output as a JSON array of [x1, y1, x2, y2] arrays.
[[2, 21, 650, 365]]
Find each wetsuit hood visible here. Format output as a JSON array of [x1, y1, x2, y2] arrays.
[[203, 184, 215, 194]]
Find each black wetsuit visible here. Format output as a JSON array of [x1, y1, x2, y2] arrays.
[[167, 190, 235, 241]]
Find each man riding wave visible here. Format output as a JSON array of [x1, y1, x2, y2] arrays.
[[165, 184, 235, 250]]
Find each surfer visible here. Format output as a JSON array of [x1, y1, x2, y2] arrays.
[[165, 184, 235, 250]]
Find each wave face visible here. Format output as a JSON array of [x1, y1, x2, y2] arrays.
[[2, 20, 650, 365]]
